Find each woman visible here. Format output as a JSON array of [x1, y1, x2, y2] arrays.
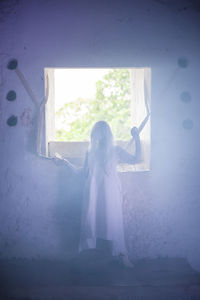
[[55, 121, 141, 267]]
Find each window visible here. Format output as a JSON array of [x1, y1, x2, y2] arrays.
[[45, 68, 151, 172]]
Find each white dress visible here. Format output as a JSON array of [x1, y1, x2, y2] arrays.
[[79, 146, 134, 257]]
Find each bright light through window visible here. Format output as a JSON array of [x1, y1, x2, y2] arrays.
[[45, 67, 151, 171], [54, 68, 132, 141]]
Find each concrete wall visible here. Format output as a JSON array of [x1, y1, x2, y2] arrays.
[[0, 0, 200, 271]]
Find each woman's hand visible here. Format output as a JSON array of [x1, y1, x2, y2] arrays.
[[55, 152, 62, 159], [131, 126, 139, 139], [52, 157, 64, 166], [54, 152, 80, 173], [52, 152, 64, 166]]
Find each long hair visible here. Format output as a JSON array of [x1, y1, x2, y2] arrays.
[[88, 121, 114, 172]]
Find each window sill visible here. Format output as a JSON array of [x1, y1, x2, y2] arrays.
[[48, 141, 150, 173]]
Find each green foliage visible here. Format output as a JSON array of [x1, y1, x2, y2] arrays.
[[56, 69, 131, 141]]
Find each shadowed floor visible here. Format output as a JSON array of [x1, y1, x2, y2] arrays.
[[0, 251, 200, 299]]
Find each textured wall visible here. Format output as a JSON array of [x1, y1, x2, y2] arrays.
[[0, 0, 200, 271]]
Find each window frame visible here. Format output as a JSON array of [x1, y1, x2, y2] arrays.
[[45, 67, 151, 172]]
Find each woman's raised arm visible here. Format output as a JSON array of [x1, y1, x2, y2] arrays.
[[116, 127, 141, 164]]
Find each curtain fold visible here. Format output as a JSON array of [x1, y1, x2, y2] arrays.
[[129, 68, 151, 170]]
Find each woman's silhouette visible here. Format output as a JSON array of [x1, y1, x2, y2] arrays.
[[55, 121, 142, 267]]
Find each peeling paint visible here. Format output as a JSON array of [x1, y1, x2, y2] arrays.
[[20, 108, 32, 127]]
